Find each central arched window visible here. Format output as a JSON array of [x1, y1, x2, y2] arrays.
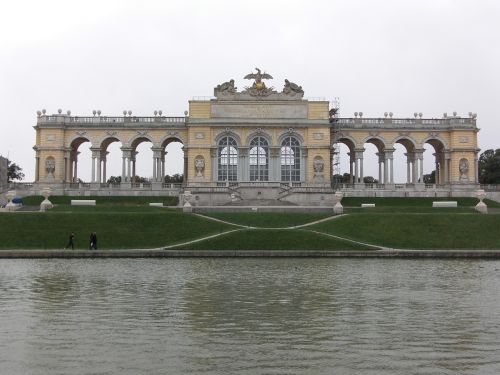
[[249, 136, 268, 181], [218, 136, 238, 181], [281, 136, 301, 181]]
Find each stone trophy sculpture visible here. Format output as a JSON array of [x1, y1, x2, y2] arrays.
[[459, 158, 469, 182], [313, 157, 325, 182], [194, 157, 205, 178], [45, 158, 56, 181]]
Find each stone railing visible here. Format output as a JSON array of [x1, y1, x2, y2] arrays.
[[480, 184, 500, 191], [336, 117, 476, 130], [36, 115, 186, 128]]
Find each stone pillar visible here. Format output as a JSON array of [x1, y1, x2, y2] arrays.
[[418, 152, 424, 183], [238, 147, 249, 182], [474, 154, 479, 184], [64, 151, 71, 183], [269, 147, 280, 182], [161, 151, 166, 183], [444, 153, 450, 184], [102, 152, 108, 183], [405, 152, 414, 184], [96, 155, 101, 183], [121, 154, 126, 181], [348, 152, 354, 184], [152, 153, 157, 181], [131, 151, 137, 182], [211, 147, 218, 183], [35, 156, 40, 182], [91, 154, 96, 182], [301, 148, 307, 182], [182, 147, 188, 186], [433, 152, 440, 184], [120, 147, 132, 183], [384, 149, 395, 186], [383, 153, 389, 184], [376, 152, 384, 184], [90, 148, 101, 185]]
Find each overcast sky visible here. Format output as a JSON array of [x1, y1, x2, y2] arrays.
[[1, 0, 499, 182]]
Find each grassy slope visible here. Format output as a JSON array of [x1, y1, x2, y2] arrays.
[[311, 213, 500, 249], [0, 211, 230, 250], [174, 229, 373, 250], [200, 212, 334, 228]]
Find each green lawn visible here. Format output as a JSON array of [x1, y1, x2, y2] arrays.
[[311, 213, 500, 250], [2, 196, 500, 251], [173, 229, 374, 250], [0, 211, 230, 250], [200, 212, 334, 228]]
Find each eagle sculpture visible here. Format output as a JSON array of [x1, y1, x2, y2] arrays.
[[244, 68, 273, 90]]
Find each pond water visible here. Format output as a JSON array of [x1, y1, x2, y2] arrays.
[[1, 258, 499, 374]]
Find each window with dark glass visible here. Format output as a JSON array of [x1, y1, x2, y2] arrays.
[[218, 136, 238, 181], [249, 136, 268, 181], [280, 136, 301, 181]]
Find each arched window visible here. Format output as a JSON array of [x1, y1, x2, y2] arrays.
[[249, 136, 268, 181], [281, 136, 301, 181], [218, 136, 238, 181]]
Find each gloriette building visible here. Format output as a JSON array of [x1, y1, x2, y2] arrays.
[[31, 69, 480, 205]]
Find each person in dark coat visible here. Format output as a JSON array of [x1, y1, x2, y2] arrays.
[[90, 232, 97, 250], [65, 232, 75, 250]]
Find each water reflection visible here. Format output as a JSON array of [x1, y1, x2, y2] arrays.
[[0, 259, 499, 375]]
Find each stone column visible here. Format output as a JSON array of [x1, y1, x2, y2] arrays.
[[418, 152, 424, 183], [64, 151, 71, 183], [384, 149, 395, 186], [211, 147, 218, 183], [182, 147, 188, 186], [90, 148, 101, 186], [120, 147, 132, 184], [433, 152, 440, 184], [376, 152, 384, 184], [161, 151, 166, 183], [444, 153, 450, 184], [131, 151, 137, 182], [96, 155, 101, 183], [74, 157, 78, 182], [474, 154, 479, 184], [102, 152, 108, 183], [301, 148, 307, 182], [239, 147, 249, 182], [405, 152, 414, 183], [348, 152, 354, 184], [90, 152, 96, 183], [152, 152, 157, 181], [35, 156, 40, 182]]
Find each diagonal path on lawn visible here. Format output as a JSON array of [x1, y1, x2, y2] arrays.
[[303, 229, 386, 250], [163, 229, 243, 249], [193, 212, 344, 229], [164, 213, 385, 251]]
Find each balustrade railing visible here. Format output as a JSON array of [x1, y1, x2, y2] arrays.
[[37, 115, 186, 127], [336, 117, 475, 129]]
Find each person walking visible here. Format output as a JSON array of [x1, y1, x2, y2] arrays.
[[89, 232, 94, 250], [65, 232, 75, 250], [91, 232, 97, 250]]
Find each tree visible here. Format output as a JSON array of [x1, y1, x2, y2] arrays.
[[478, 149, 500, 184], [363, 176, 378, 183], [164, 174, 183, 183], [7, 159, 24, 182], [107, 176, 121, 184], [423, 170, 436, 184]]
